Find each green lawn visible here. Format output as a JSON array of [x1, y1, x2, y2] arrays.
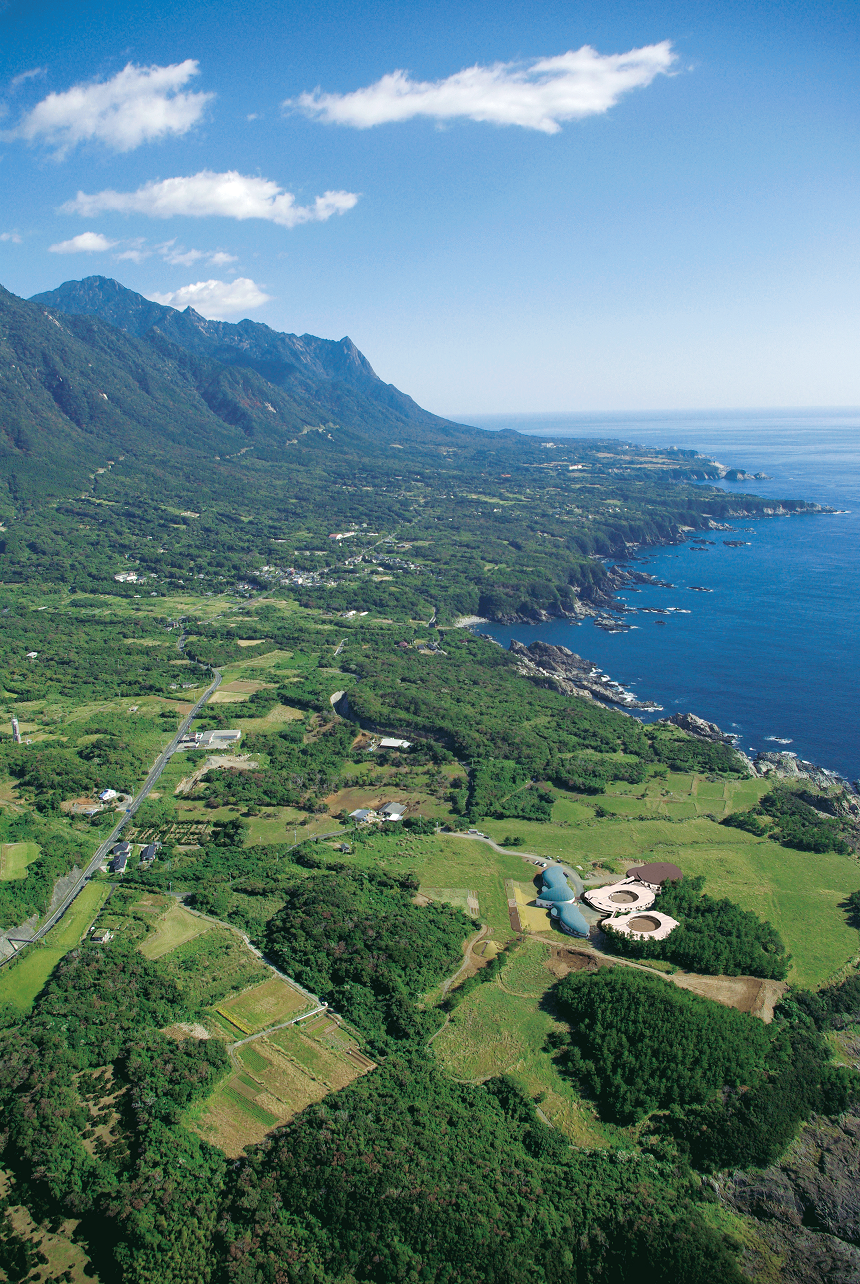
[[676, 840, 860, 988], [0, 841, 41, 881], [0, 880, 109, 1012]]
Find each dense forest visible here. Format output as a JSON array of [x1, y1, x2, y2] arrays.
[[550, 967, 774, 1122], [603, 875, 791, 978], [263, 867, 473, 1054]]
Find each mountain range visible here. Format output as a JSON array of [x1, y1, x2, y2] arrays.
[[1, 276, 474, 512]]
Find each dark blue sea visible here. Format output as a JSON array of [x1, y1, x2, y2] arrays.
[[466, 409, 860, 784]]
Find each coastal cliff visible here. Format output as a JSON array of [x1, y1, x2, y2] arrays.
[[508, 639, 661, 710], [721, 1109, 860, 1283]]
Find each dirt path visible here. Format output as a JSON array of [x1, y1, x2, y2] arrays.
[[426, 924, 491, 1047]]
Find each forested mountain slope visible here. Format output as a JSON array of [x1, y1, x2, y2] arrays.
[[31, 275, 448, 429], [1, 278, 820, 618]]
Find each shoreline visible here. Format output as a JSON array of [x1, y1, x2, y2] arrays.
[[462, 504, 856, 792]]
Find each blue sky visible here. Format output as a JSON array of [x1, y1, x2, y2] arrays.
[[1, 0, 857, 415]]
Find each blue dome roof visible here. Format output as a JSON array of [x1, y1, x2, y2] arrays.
[[552, 901, 589, 938], [538, 866, 576, 902]]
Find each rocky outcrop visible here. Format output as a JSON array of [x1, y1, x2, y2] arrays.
[[509, 640, 661, 711], [754, 751, 857, 798], [662, 712, 737, 745], [722, 1110, 860, 1283]]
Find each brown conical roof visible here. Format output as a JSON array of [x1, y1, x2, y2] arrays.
[[628, 862, 683, 885]]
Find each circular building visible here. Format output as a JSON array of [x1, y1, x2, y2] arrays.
[[625, 862, 683, 891], [584, 880, 655, 916], [608, 911, 679, 941]]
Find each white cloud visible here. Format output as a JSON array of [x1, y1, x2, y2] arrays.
[[49, 231, 117, 253], [10, 67, 46, 90], [0, 231, 22, 243], [146, 277, 271, 318], [10, 60, 213, 156], [289, 42, 676, 134], [160, 242, 238, 266], [63, 169, 359, 227]]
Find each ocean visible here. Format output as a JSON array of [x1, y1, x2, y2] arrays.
[[465, 409, 860, 784]]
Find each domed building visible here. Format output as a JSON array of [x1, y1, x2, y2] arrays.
[[534, 865, 589, 938]]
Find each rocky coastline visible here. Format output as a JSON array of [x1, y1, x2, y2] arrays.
[[508, 638, 662, 711], [482, 502, 831, 628], [719, 1108, 860, 1283]]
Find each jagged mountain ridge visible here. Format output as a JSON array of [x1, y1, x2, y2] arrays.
[[30, 276, 439, 427], [0, 278, 481, 512]]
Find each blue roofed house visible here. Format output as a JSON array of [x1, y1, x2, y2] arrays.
[[534, 865, 589, 938]]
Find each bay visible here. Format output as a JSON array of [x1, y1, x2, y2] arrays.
[[465, 409, 860, 783]]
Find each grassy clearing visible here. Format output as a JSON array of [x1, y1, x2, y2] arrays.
[[0, 841, 41, 881], [676, 840, 860, 988], [0, 881, 108, 1013], [0, 1169, 99, 1284], [216, 975, 310, 1034], [48, 881, 109, 949], [433, 944, 613, 1147], [163, 928, 268, 1008], [138, 902, 211, 959]]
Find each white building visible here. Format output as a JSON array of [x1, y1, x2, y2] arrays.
[[199, 729, 242, 749]]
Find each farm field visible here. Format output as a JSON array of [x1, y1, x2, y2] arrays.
[[0, 841, 40, 881], [214, 975, 312, 1035], [190, 1012, 373, 1155], [433, 939, 612, 1148], [0, 880, 109, 1012], [138, 901, 211, 959]]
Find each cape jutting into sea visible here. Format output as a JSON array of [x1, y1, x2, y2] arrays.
[[466, 408, 860, 784]]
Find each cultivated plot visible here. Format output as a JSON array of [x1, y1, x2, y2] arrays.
[[191, 1014, 373, 1156], [214, 975, 312, 1035]]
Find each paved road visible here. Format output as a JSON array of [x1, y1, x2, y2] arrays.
[[0, 668, 223, 963], [447, 831, 586, 895]]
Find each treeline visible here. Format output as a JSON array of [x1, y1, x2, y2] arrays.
[[0, 809, 92, 929], [550, 966, 859, 1170], [602, 874, 790, 979], [263, 867, 473, 1054], [723, 784, 850, 854]]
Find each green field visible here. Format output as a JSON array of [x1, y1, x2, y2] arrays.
[[433, 941, 613, 1148], [216, 975, 310, 1033], [0, 880, 109, 1012], [471, 775, 859, 988], [139, 902, 212, 958], [0, 841, 41, 881]]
